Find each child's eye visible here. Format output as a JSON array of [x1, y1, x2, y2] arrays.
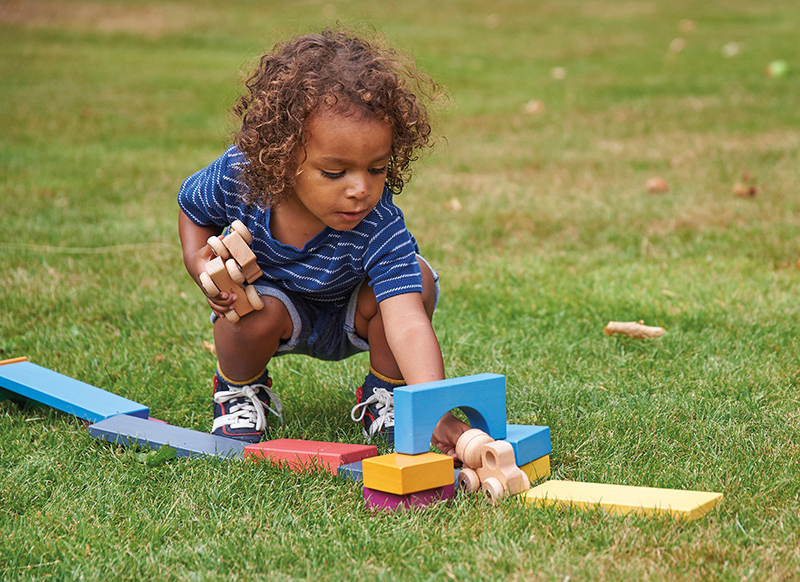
[[369, 166, 388, 176], [321, 170, 345, 179]]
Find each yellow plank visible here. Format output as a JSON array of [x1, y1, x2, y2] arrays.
[[519, 455, 550, 482], [522, 480, 723, 520], [362, 452, 454, 495]]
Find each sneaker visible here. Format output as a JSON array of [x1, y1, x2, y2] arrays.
[[211, 371, 283, 443], [351, 384, 395, 444]]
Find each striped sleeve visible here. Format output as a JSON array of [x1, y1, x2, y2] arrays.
[[177, 146, 247, 227], [363, 198, 423, 303]]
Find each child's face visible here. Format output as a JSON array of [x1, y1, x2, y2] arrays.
[[292, 107, 393, 231]]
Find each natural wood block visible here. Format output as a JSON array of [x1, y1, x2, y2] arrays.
[[362, 452, 454, 495], [244, 439, 378, 475], [205, 256, 256, 319], [222, 231, 261, 283], [522, 480, 723, 520]]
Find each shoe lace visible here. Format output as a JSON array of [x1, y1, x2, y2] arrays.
[[350, 387, 394, 439], [212, 383, 283, 433]]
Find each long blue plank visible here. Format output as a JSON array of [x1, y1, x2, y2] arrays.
[[89, 414, 245, 459], [0, 361, 149, 423]]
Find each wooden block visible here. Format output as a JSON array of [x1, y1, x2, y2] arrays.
[[0, 361, 149, 423], [362, 452, 454, 495], [522, 480, 723, 520], [206, 256, 255, 318], [89, 414, 245, 459], [394, 374, 507, 455], [504, 424, 551, 466], [222, 232, 261, 283], [364, 482, 455, 511], [244, 439, 378, 475], [519, 455, 550, 482]]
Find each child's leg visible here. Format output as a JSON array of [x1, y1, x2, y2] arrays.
[[210, 296, 293, 442], [350, 257, 437, 441], [353, 257, 437, 380], [213, 295, 294, 381]]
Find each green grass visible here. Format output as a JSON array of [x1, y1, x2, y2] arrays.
[[2, 0, 800, 579]]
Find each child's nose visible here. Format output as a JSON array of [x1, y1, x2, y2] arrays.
[[346, 174, 368, 198]]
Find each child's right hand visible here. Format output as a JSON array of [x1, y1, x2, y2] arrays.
[[186, 246, 239, 318], [178, 212, 239, 319]]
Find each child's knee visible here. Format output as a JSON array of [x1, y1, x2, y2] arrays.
[[220, 295, 293, 341]]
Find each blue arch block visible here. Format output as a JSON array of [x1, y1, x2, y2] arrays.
[[394, 374, 507, 455]]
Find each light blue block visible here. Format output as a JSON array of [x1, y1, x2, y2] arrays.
[[89, 414, 245, 459], [337, 460, 365, 481], [0, 361, 149, 423], [504, 424, 551, 466], [339, 460, 462, 486], [394, 374, 507, 455]]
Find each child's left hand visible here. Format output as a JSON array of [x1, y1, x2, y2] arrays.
[[431, 412, 471, 461]]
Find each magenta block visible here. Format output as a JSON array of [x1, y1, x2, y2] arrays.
[[364, 483, 455, 511]]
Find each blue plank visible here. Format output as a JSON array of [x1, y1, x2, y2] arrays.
[[0, 361, 148, 423], [89, 414, 245, 459], [337, 460, 365, 481], [504, 424, 551, 466], [394, 374, 507, 455]]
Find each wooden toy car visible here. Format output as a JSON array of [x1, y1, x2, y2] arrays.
[[198, 220, 264, 323], [455, 428, 530, 503]]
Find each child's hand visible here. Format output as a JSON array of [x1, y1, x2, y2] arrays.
[[182, 241, 237, 318], [431, 412, 471, 462]]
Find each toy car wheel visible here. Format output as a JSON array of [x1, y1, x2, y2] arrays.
[[457, 468, 480, 493], [207, 236, 229, 260], [482, 477, 505, 503], [518, 469, 531, 492], [231, 219, 253, 244], [245, 285, 264, 310], [199, 272, 220, 297], [226, 259, 245, 284], [224, 310, 240, 323]]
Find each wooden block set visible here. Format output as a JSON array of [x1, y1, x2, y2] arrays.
[[359, 374, 552, 510], [1, 357, 722, 520], [199, 220, 264, 323]]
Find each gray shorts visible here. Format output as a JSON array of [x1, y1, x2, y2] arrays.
[[212, 256, 439, 362]]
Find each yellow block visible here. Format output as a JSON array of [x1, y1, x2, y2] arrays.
[[519, 455, 550, 482], [362, 452, 454, 495], [522, 480, 723, 521]]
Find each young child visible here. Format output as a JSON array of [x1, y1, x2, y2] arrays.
[[177, 28, 467, 458]]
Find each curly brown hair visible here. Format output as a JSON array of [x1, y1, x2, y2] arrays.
[[232, 27, 442, 209]]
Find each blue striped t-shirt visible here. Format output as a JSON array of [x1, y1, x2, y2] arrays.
[[178, 146, 423, 307]]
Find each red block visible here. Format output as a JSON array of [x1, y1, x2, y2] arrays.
[[244, 439, 378, 474]]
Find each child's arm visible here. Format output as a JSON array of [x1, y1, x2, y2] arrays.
[[379, 292, 469, 458], [178, 210, 237, 317]]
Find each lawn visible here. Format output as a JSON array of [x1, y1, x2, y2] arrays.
[[1, 0, 799, 580]]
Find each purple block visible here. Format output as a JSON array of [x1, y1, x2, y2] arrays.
[[364, 483, 455, 511]]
